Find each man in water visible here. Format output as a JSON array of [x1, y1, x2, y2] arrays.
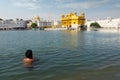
[[23, 50, 34, 67]]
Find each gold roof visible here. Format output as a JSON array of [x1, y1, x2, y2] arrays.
[[36, 16, 40, 20]]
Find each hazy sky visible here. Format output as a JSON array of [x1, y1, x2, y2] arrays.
[[0, 0, 120, 20]]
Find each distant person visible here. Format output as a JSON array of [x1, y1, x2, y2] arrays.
[[23, 50, 34, 67]]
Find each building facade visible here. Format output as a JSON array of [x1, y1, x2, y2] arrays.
[[0, 19, 26, 30], [61, 12, 86, 30], [32, 16, 52, 28], [86, 17, 120, 29], [52, 20, 61, 28]]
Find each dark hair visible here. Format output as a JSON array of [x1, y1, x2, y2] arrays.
[[25, 50, 33, 59]]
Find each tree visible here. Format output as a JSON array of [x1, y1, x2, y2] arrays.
[[90, 22, 101, 28], [30, 23, 38, 28]]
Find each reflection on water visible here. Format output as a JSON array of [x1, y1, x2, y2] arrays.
[[0, 30, 120, 80], [62, 30, 79, 48], [62, 30, 86, 50]]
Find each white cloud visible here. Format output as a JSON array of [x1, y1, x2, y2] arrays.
[[115, 4, 120, 8], [10, 0, 39, 9], [58, 2, 92, 9], [55, 0, 74, 2], [13, 2, 39, 9], [57, 0, 110, 9], [10, 0, 119, 10], [9, 0, 120, 20]]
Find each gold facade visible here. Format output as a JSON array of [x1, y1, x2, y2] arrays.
[[61, 12, 85, 28]]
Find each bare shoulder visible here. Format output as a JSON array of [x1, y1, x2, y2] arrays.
[[23, 58, 33, 63]]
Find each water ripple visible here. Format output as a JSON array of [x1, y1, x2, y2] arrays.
[[0, 31, 120, 80]]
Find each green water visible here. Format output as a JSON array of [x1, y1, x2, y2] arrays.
[[0, 30, 120, 80]]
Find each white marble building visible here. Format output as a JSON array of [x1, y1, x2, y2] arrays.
[[52, 20, 61, 28], [32, 16, 52, 28], [0, 19, 26, 30], [86, 17, 120, 29]]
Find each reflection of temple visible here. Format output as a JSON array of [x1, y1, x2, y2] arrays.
[[33, 16, 52, 28], [62, 30, 79, 48], [63, 30, 85, 49], [61, 12, 86, 30]]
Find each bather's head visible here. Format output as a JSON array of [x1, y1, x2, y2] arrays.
[[25, 50, 33, 59]]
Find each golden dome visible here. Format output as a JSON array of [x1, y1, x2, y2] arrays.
[[36, 16, 40, 20], [81, 12, 85, 15], [74, 12, 77, 15], [62, 15, 65, 18]]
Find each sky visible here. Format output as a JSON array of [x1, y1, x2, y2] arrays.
[[0, 0, 120, 20]]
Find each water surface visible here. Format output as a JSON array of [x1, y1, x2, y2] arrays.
[[0, 30, 120, 80]]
